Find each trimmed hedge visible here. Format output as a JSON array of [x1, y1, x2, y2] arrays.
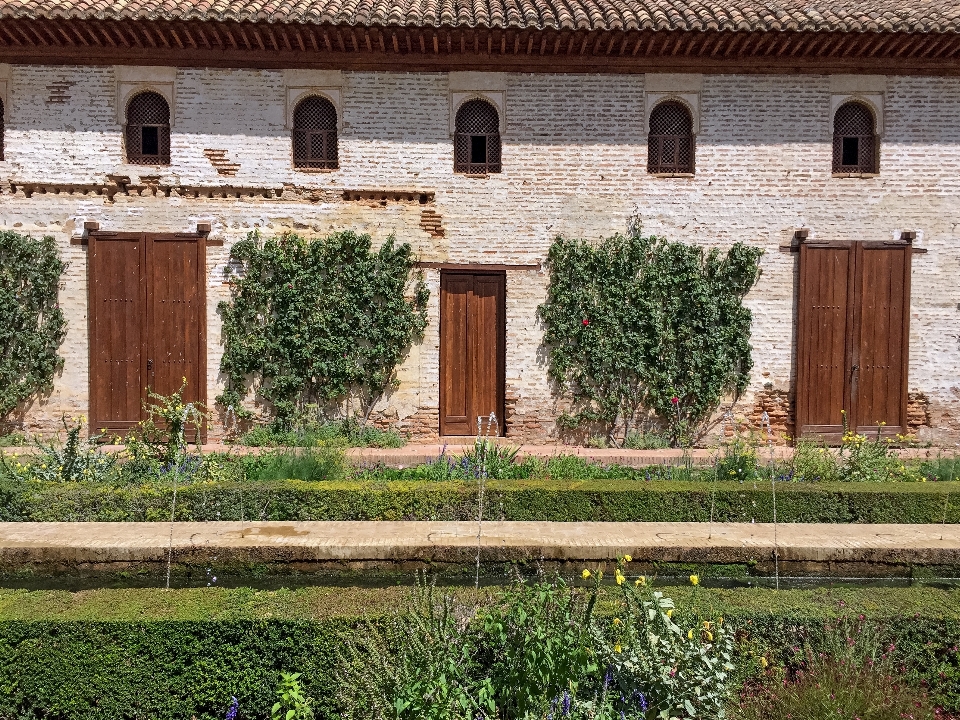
[[0, 586, 958, 718], [0, 477, 958, 523]]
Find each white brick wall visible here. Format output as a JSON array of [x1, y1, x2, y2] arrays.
[[2, 65, 959, 442]]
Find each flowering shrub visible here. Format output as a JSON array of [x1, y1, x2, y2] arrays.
[[578, 562, 735, 720], [538, 225, 761, 447], [2, 415, 114, 483], [336, 566, 735, 720]]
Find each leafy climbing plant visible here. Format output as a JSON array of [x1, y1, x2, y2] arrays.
[[217, 231, 429, 428], [0, 231, 67, 425], [537, 225, 762, 446]]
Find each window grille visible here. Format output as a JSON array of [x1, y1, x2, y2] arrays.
[[125, 92, 170, 165], [647, 101, 694, 174], [833, 102, 878, 174], [293, 96, 338, 169], [454, 99, 501, 174]]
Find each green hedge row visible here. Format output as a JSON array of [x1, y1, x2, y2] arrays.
[[0, 586, 958, 719], [1, 478, 958, 523]]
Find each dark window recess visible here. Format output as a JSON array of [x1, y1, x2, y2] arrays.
[[647, 101, 695, 174], [125, 92, 170, 165], [833, 102, 878, 174], [292, 96, 338, 169], [454, 99, 501, 174]]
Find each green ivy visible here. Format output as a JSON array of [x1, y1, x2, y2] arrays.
[[0, 231, 67, 425], [537, 227, 762, 445], [217, 232, 429, 428]]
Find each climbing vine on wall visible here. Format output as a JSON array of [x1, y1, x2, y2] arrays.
[[217, 231, 429, 428], [0, 231, 67, 425], [537, 226, 762, 446]]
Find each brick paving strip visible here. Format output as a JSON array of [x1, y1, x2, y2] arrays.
[[1, 522, 958, 566], [3, 444, 955, 466]]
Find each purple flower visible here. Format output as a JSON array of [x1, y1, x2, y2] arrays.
[[225, 696, 239, 720], [633, 691, 648, 712], [562, 691, 571, 716], [604, 667, 614, 690]]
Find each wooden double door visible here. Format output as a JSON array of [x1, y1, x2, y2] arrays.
[[439, 272, 505, 436], [88, 232, 206, 436], [795, 239, 912, 443]]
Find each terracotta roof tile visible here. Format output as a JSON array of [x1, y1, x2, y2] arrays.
[[2, 0, 959, 32]]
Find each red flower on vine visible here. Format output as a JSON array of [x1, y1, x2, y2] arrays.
[[582, 319, 589, 326], [671, 396, 679, 405]]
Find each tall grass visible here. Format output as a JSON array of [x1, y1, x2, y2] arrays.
[[244, 445, 347, 482]]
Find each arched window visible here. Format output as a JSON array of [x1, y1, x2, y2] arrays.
[[293, 96, 338, 169], [833, 102, 878, 174], [125, 91, 170, 165], [454, 99, 501, 174], [647, 101, 694, 174]]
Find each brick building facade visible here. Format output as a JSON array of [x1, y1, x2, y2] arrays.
[[1, 1, 959, 443]]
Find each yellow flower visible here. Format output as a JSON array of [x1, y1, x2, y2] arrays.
[[597, 570, 603, 581], [718, 616, 724, 627], [703, 621, 712, 629], [689, 574, 699, 586], [582, 569, 591, 579], [612, 618, 622, 626], [705, 631, 713, 641], [666, 609, 674, 618], [615, 570, 625, 586], [614, 643, 622, 653], [635, 576, 646, 587], [687, 629, 694, 640], [760, 657, 768, 669], [622, 554, 632, 563]]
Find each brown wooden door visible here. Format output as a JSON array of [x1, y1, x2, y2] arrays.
[[89, 232, 206, 437], [795, 240, 911, 443], [440, 272, 505, 436]]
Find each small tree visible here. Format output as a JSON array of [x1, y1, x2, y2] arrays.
[[0, 231, 67, 426], [537, 226, 762, 446], [217, 231, 429, 428]]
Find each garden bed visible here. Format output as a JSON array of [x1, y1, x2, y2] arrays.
[[1, 585, 957, 719]]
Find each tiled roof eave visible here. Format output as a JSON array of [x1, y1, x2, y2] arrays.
[[2, 1, 960, 34]]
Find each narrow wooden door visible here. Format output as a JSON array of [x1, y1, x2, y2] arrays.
[[851, 242, 911, 437], [89, 232, 205, 436], [88, 233, 145, 436], [795, 240, 911, 442], [440, 272, 505, 436]]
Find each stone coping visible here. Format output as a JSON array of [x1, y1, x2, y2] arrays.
[[1, 521, 958, 566]]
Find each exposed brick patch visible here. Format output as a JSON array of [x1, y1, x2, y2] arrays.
[[907, 392, 931, 434], [419, 209, 444, 237], [747, 388, 794, 444], [203, 149, 241, 176], [370, 407, 440, 443]]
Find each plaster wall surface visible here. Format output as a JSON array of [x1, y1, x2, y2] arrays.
[[2, 66, 958, 442]]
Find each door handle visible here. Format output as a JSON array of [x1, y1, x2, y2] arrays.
[[147, 359, 153, 371]]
